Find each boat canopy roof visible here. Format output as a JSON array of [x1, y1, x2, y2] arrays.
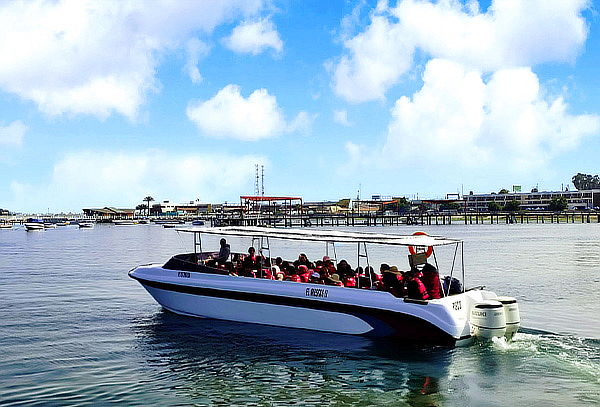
[[176, 226, 461, 247]]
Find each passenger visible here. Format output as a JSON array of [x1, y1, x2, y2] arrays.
[[421, 263, 442, 299], [323, 256, 337, 275], [325, 273, 344, 286], [298, 265, 310, 282], [293, 253, 311, 269], [343, 275, 357, 288], [336, 260, 353, 279], [242, 247, 260, 275], [382, 266, 405, 297], [205, 238, 230, 267], [309, 271, 322, 284], [286, 267, 301, 282], [275, 257, 284, 268], [405, 268, 430, 300], [271, 265, 285, 280], [280, 260, 291, 274]]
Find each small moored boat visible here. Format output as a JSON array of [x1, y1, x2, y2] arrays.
[[25, 222, 45, 231], [129, 227, 520, 346], [113, 220, 136, 226], [78, 221, 95, 228]]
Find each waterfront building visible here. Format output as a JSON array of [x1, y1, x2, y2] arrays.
[[463, 189, 600, 211], [82, 207, 135, 219], [151, 199, 210, 216]]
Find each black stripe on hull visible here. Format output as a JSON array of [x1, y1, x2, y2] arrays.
[[131, 274, 460, 346]]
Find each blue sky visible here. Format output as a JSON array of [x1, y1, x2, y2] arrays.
[[1, 0, 599, 213]]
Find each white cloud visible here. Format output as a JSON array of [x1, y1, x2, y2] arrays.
[[333, 110, 352, 126], [333, 15, 415, 102], [381, 59, 599, 171], [288, 111, 317, 135], [223, 18, 283, 55], [333, 0, 590, 102], [0, 0, 266, 119], [187, 84, 310, 140], [8, 150, 266, 213], [184, 38, 210, 84], [0, 120, 27, 147]]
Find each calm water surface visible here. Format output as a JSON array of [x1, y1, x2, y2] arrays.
[[0, 223, 599, 406]]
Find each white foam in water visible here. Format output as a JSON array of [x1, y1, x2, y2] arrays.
[[490, 333, 539, 353]]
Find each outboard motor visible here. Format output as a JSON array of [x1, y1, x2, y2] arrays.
[[496, 296, 520, 340], [470, 300, 506, 340]]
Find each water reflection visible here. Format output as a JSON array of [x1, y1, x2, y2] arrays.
[[132, 310, 455, 406]]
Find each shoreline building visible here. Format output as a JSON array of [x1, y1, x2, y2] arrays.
[[82, 207, 135, 219], [463, 189, 600, 211]]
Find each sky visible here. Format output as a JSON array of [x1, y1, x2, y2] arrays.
[[1, 0, 600, 213]]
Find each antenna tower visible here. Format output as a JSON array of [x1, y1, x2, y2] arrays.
[[261, 165, 264, 196], [254, 164, 260, 195]]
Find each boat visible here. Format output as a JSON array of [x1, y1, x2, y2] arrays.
[[192, 220, 205, 226], [25, 222, 45, 231], [56, 222, 70, 227], [129, 227, 520, 346], [113, 220, 136, 226], [154, 219, 185, 225], [43, 223, 57, 229], [0, 223, 13, 229], [78, 221, 95, 228]]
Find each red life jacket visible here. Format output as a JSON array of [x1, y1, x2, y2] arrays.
[[343, 277, 357, 287], [408, 277, 429, 300], [421, 269, 442, 299]]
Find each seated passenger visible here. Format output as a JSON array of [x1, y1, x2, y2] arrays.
[[343, 276, 357, 287], [205, 238, 230, 267], [325, 273, 344, 286], [293, 253, 312, 269], [323, 256, 337, 275], [286, 268, 302, 282], [405, 268, 430, 300], [309, 271, 322, 284], [336, 260, 353, 279], [382, 266, 405, 297], [298, 265, 310, 282], [242, 247, 260, 275], [421, 263, 442, 299], [271, 265, 285, 280]]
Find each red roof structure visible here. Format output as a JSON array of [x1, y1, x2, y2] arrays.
[[240, 196, 302, 201]]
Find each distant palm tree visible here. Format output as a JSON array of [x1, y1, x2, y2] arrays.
[[144, 196, 154, 217]]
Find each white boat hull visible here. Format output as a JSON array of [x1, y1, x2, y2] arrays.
[[25, 223, 45, 231], [130, 265, 497, 345]]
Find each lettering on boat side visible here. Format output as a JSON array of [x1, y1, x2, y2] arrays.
[[305, 288, 328, 298], [177, 271, 191, 278], [452, 300, 462, 311]]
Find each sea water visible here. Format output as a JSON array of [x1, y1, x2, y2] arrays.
[[0, 223, 598, 406]]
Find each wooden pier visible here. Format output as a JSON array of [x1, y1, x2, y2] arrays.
[[209, 211, 600, 228]]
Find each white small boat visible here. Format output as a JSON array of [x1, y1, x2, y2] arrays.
[[0, 223, 13, 229], [78, 222, 95, 228], [43, 223, 57, 229], [129, 227, 520, 346], [25, 223, 45, 231], [113, 220, 136, 226], [56, 222, 69, 227]]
